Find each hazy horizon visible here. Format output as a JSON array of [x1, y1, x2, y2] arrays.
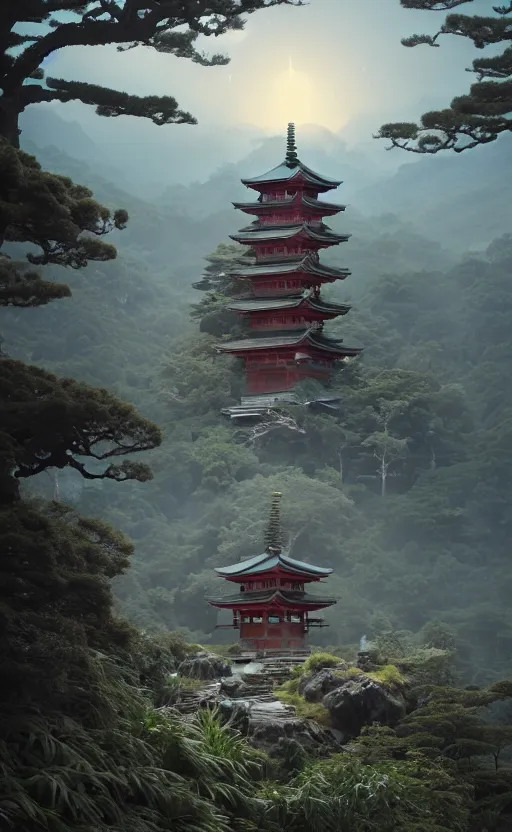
[[20, 0, 496, 190]]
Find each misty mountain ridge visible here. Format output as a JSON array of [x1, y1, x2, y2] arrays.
[[20, 105, 511, 254]]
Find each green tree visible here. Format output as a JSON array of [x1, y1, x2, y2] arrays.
[[0, 140, 128, 305], [1, 0, 301, 146], [0, 358, 162, 502], [191, 243, 253, 336], [378, 1, 512, 153], [361, 400, 410, 497]]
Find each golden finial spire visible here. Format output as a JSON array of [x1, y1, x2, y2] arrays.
[[264, 491, 283, 552]]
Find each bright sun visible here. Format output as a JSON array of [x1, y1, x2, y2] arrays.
[[239, 58, 350, 133], [269, 59, 314, 128]]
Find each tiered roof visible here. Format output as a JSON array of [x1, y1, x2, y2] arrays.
[[240, 122, 342, 193], [208, 493, 336, 613], [227, 295, 351, 316], [233, 194, 346, 216], [213, 124, 362, 405], [214, 549, 333, 579], [217, 327, 362, 358], [207, 588, 336, 609], [241, 162, 342, 192], [229, 254, 351, 283], [231, 222, 349, 246]]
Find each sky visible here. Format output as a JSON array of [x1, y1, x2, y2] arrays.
[[22, 0, 495, 186], [46, 0, 488, 131]]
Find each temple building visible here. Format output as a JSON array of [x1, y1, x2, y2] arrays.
[[213, 123, 362, 411], [207, 492, 336, 656]]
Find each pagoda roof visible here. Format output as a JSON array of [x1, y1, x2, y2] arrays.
[[232, 194, 346, 214], [216, 328, 363, 357], [214, 550, 332, 578], [227, 295, 351, 316], [241, 161, 341, 191], [207, 588, 336, 609], [230, 223, 349, 246], [230, 254, 350, 282]]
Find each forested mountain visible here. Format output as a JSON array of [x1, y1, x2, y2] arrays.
[[3, 120, 512, 685], [4, 1, 512, 830]]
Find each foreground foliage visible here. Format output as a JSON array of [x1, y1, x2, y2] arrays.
[[0, 0, 302, 146], [379, 1, 512, 153]]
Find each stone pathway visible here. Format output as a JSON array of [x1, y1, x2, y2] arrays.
[[174, 658, 298, 725]]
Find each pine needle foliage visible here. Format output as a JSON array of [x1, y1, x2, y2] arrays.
[[378, 1, 512, 153]]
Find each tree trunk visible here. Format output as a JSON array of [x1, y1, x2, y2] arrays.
[[380, 453, 387, 498]]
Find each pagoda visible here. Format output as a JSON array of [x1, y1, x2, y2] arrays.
[[215, 123, 362, 407], [207, 492, 336, 656]]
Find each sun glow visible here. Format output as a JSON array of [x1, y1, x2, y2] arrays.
[[268, 58, 314, 128], [237, 57, 351, 133]]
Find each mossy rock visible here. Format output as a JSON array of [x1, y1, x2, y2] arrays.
[[367, 664, 407, 690], [275, 689, 332, 726], [178, 651, 232, 680], [303, 652, 346, 674]]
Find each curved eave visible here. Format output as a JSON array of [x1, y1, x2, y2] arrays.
[[309, 333, 363, 357], [214, 551, 332, 578], [241, 162, 342, 191], [230, 226, 350, 246], [303, 195, 346, 213], [229, 257, 351, 282], [232, 196, 346, 215], [207, 591, 336, 610], [227, 297, 351, 316], [216, 330, 363, 357]]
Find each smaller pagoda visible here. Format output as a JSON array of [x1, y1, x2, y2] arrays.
[[207, 492, 336, 656]]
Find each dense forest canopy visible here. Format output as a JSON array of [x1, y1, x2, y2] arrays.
[[379, 0, 512, 152]]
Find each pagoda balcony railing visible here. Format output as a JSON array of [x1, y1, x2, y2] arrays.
[[255, 252, 315, 263], [214, 623, 240, 630]]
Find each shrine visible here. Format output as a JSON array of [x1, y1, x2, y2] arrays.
[[207, 492, 336, 656], [216, 123, 362, 401]]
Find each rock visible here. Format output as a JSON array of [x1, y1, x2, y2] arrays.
[[219, 677, 244, 697], [299, 668, 347, 702], [323, 677, 405, 737], [178, 651, 232, 680], [250, 715, 337, 752]]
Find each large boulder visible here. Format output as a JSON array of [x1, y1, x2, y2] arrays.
[[250, 715, 337, 752], [178, 651, 232, 680], [323, 677, 406, 737], [299, 668, 347, 703], [219, 677, 244, 698]]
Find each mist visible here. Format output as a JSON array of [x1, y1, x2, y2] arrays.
[[3, 3, 512, 824]]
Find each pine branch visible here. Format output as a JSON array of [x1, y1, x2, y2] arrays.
[[36, 78, 197, 126], [401, 1, 472, 8], [380, 2, 512, 152]]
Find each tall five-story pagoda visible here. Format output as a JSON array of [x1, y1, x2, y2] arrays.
[[207, 492, 336, 656], [216, 123, 362, 409]]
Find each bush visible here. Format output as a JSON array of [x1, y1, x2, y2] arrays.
[[275, 689, 332, 726], [303, 652, 341, 674], [367, 664, 407, 689]]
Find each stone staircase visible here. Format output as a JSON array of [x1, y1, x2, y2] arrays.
[[174, 682, 220, 714], [174, 656, 304, 724]]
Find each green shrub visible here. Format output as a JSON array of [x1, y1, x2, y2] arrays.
[[367, 664, 407, 689], [303, 652, 341, 674], [275, 690, 332, 726]]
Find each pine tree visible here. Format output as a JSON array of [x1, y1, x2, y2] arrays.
[[377, 1, 512, 153], [0, 139, 128, 306], [1, 0, 302, 146]]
